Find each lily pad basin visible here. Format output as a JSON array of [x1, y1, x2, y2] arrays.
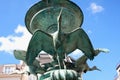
[[39, 69, 80, 80], [25, 0, 84, 34]]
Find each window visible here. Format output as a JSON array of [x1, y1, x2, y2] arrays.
[[3, 66, 15, 74]]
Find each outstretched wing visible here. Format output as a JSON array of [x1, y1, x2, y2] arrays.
[[26, 30, 55, 66], [68, 28, 95, 60], [78, 28, 95, 60], [14, 50, 26, 62], [14, 50, 46, 74]]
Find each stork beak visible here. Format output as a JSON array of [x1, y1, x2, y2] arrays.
[[96, 68, 101, 71], [57, 8, 63, 22], [97, 48, 110, 53], [95, 67, 101, 71]]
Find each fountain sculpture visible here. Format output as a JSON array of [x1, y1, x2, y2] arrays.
[[14, 0, 109, 80]]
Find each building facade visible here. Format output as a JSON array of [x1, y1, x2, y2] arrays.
[[115, 64, 120, 80], [0, 52, 52, 80], [0, 64, 22, 80]]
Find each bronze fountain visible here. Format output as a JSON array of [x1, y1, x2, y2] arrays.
[[14, 0, 109, 80]]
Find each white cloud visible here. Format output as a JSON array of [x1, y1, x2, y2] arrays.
[[0, 25, 32, 54], [88, 2, 104, 14]]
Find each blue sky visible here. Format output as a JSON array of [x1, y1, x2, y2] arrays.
[[0, 0, 120, 80]]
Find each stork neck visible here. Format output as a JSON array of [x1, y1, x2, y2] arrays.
[[57, 8, 63, 41]]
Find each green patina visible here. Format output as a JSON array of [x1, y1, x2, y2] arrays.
[[13, 0, 109, 80]]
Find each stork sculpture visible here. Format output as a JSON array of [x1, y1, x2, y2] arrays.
[[14, 50, 46, 80], [65, 48, 109, 77], [26, 8, 96, 70]]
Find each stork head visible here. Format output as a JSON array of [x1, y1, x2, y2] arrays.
[[94, 48, 110, 56], [92, 66, 101, 71]]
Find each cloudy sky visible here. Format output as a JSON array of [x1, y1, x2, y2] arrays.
[[0, 0, 120, 80]]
